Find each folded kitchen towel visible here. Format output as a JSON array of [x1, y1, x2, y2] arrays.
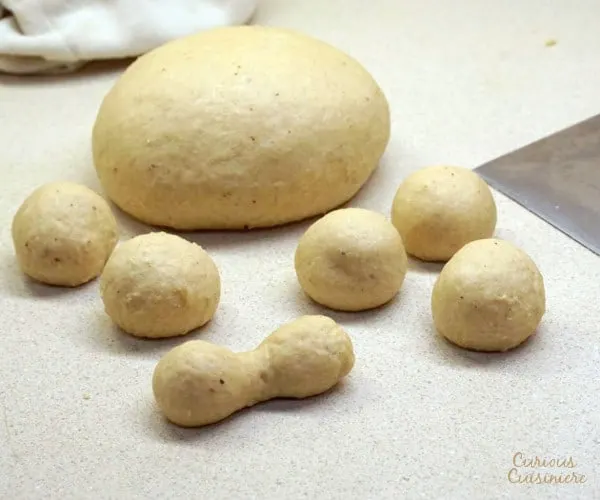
[[0, 0, 257, 74]]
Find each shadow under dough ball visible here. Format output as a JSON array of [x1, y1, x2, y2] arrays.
[[100, 232, 220, 338], [391, 166, 497, 262], [431, 238, 546, 352], [11, 181, 118, 287], [294, 207, 408, 311], [91, 25, 390, 230]]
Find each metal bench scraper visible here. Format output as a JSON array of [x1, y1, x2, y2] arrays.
[[474, 114, 600, 256]]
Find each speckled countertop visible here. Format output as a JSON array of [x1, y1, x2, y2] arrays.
[[1, 1, 599, 499]]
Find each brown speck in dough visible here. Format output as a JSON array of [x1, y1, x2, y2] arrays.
[[113, 167, 118, 173], [53, 257, 61, 263], [340, 251, 347, 256], [275, 92, 280, 97], [219, 379, 225, 385], [250, 136, 256, 142], [251, 200, 256, 204], [249, 107, 254, 112]]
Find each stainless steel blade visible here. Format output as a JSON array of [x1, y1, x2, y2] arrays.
[[475, 114, 600, 256]]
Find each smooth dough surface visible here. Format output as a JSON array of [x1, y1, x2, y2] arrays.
[[100, 232, 220, 338], [92, 25, 390, 230], [11, 182, 118, 287], [295, 208, 408, 311], [431, 238, 545, 352], [391, 166, 497, 262]]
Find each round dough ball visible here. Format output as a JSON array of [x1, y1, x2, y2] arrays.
[[391, 166, 497, 262], [294, 208, 408, 311], [431, 238, 545, 352], [100, 232, 220, 338], [92, 25, 390, 230], [11, 182, 118, 287]]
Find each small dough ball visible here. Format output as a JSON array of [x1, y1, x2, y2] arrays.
[[100, 232, 220, 338], [92, 25, 390, 230], [431, 238, 545, 352], [391, 166, 497, 262], [11, 182, 118, 287], [295, 208, 408, 311]]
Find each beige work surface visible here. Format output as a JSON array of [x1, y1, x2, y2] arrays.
[[1, 1, 599, 499]]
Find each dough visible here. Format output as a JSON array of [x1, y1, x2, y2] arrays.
[[152, 315, 355, 427], [431, 238, 545, 352], [295, 208, 408, 311], [391, 166, 497, 262], [11, 182, 118, 287], [92, 25, 390, 230], [100, 232, 220, 338]]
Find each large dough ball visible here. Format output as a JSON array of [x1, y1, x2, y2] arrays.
[[295, 208, 408, 311], [431, 238, 545, 352], [92, 26, 390, 230], [100, 232, 220, 338], [11, 182, 118, 287], [391, 166, 497, 262]]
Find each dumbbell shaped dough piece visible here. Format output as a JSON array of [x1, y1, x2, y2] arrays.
[[152, 315, 355, 427]]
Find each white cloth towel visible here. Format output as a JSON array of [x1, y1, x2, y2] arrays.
[[0, 0, 257, 74]]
